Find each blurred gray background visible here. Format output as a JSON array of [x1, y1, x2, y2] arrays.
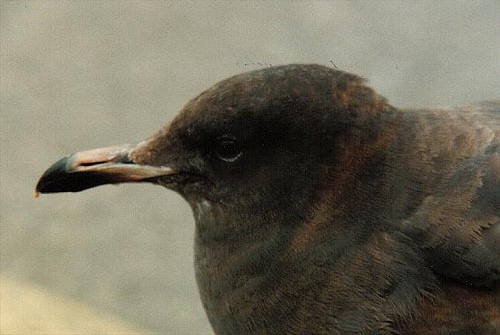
[[1, 1, 499, 334]]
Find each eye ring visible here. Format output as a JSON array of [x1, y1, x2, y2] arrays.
[[214, 135, 242, 163]]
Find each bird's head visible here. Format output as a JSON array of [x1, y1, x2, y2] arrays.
[[36, 64, 393, 232]]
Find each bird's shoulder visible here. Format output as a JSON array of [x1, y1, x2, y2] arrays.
[[397, 101, 499, 288]]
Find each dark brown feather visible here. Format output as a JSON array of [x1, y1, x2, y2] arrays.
[[36, 65, 499, 334]]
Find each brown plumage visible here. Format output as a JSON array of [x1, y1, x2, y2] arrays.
[[36, 64, 499, 334]]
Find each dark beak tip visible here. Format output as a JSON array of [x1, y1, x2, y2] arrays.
[[35, 156, 91, 194], [36, 157, 68, 192]]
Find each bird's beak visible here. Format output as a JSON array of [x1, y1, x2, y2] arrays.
[[35, 143, 175, 194]]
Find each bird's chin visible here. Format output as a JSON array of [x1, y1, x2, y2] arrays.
[[157, 173, 212, 198]]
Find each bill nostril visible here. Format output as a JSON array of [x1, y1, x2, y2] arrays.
[[79, 161, 108, 167]]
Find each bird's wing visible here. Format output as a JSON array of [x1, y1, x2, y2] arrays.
[[401, 101, 500, 288]]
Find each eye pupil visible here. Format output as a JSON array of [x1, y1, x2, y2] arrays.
[[215, 136, 242, 162]]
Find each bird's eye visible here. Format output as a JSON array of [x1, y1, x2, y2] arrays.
[[214, 136, 242, 162]]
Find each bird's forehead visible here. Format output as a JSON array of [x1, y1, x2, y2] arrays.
[[189, 73, 278, 115], [168, 81, 273, 136]]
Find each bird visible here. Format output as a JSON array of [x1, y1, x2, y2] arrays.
[[36, 64, 499, 334]]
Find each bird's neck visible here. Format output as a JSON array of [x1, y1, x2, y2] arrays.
[[193, 206, 280, 334], [191, 198, 399, 334]]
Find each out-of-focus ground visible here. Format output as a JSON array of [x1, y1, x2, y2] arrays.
[[1, 277, 145, 334], [1, 1, 499, 334]]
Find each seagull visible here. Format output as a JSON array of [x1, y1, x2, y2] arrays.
[[37, 64, 499, 334]]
